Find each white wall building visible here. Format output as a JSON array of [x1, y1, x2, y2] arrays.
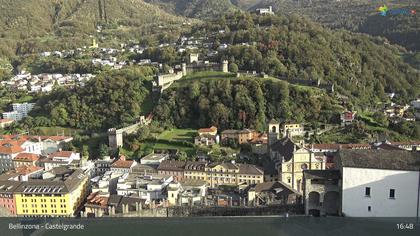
[[337, 150, 420, 217]]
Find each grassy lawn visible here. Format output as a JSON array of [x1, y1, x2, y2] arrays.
[[139, 140, 197, 156], [33, 126, 81, 136], [157, 128, 196, 142]]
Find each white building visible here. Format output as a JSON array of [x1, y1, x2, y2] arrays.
[[2, 103, 35, 121], [140, 153, 168, 165], [337, 150, 420, 217]]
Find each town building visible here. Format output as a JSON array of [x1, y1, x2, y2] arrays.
[[2, 103, 35, 121], [0, 119, 14, 128], [140, 153, 168, 166], [303, 169, 341, 216], [40, 151, 81, 171], [12, 153, 40, 168], [340, 111, 356, 126], [249, 133, 268, 155], [269, 137, 324, 192], [337, 149, 420, 217], [14, 167, 89, 217], [0, 180, 21, 215], [0, 141, 23, 172], [157, 160, 264, 188], [221, 129, 257, 145], [247, 181, 301, 206], [255, 6, 274, 15], [283, 123, 305, 137], [110, 156, 137, 174], [303, 150, 420, 217], [167, 179, 207, 206], [116, 173, 173, 204]]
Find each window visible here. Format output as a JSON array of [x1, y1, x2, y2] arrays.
[[365, 187, 371, 197], [368, 206, 371, 212], [389, 189, 395, 199]]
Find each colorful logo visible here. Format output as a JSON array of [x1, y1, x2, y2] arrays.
[[378, 5, 416, 16], [378, 5, 388, 16]]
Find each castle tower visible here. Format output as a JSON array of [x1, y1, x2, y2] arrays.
[[188, 53, 199, 64], [268, 119, 280, 146], [222, 60, 229, 73], [182, 63, 187, 76]]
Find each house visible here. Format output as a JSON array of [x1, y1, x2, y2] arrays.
[[157, 160, 186, 180], [194, 134, 219, 146], [336, 149, 420, 217], [41, 151, 81, 171], [0, 119, 14, 128], [221, 129, 257, 145], [0, 140, 24, 172], [13, 165, 44, 181], [197, 126, 218, 136], [249, 133, 268, 154], [2, 103, 35, 121], [110, 156, 137, 174], [247, 181, 302, 206], [94, 156, 115, 176], [283, 123, 305, 137], [116, 173, 173, 203], [167, 179, 207, 206], [340, 111, 356, 126], [12, 153, 40, 168], [83, 192, 109, 217], [0, 180, 22, 215], [255, 6, 274, 15], [140, 153, 168, 166]]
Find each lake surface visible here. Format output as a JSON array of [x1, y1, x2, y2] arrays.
[[1, 216, 419, 236]]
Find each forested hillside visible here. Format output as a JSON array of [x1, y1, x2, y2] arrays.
[[145, 0, 237, 18], [28, 67, 156, 131], [199, 13, 419, 106], [243, 0, 420, 51], [153, 77, 341, 131], [0, 0, 184, 56]]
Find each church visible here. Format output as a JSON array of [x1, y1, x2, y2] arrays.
[[267, 119, 325, 192]]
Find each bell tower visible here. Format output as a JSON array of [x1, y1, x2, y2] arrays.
[[268, 119, 280, 146]]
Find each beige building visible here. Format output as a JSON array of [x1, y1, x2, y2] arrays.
[[158, 161, 264, 188], [283, 123, 305, 137], [268, 120, 324, 193]]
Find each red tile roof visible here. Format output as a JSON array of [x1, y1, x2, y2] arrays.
[[0, 119, 14, 123], [0, 141, 24, 154], [198, 126, 217, 133], [111, 159, 134, 169], [13, 153, 40, 162], [14, 166, 43, 175], [48, 151, 74, 158]]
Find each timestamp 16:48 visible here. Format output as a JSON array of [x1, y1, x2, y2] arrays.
[[396, 223, 415, 230]]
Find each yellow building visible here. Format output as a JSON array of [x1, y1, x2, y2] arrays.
[[158, 161, 264, 188], [14, 168, 89, 217], [205, 162, 264, 188], [270, 137, 324, 193]]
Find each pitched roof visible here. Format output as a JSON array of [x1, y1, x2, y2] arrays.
[[111, 159, 135, 169], [48, 151, 74, 158], [14, 166, 43, 175], [254, 181, 299, 195], [303, 170, 341, 180], [157, 160, 186, 171], [198, 126, 217, 133], [237, 163, 264, 175], [13, 153, 40, 162], [0, 141, 24, 154], [336, 149, 420, 171], [271, 137, 299, 162]]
